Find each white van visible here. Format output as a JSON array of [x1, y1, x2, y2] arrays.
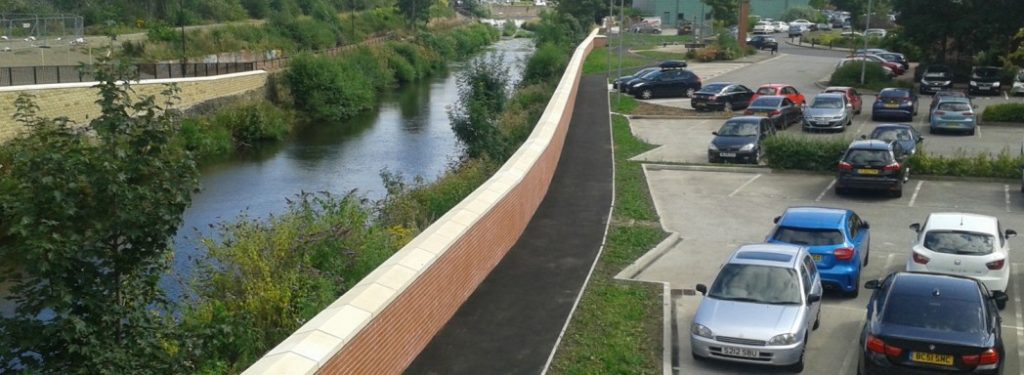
[[534, 0, 546, 5]]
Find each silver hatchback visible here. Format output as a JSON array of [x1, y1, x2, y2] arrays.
[[691, 243, 823, 372]]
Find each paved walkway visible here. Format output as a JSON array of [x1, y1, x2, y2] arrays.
[[404, 75, 614, 374]]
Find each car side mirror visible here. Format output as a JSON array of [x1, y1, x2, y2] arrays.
[[807, 294, 822, 303], [696, 284, 708, 295], [860, 134, 867, 140], [1007, 229, 1018, 239], [992, 291, 1009, 304], [917, 136, 924, 143], [864, 280, 882, 290], [862, 221, 870, 229], [773, 216, 781, 224], [909, 223, 921, 232], [712, 131, 718, 136]]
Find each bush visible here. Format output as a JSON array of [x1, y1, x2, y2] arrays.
[[522, 43, 568, 85], [982, 103, 1024, 123], [763, 136, 851, 171], [829, 61, 891, 88], [210, 102, 291, 146], [286, 53, 376, 122], [175, 118, 234, 162], [908, 149, 1024, 179]]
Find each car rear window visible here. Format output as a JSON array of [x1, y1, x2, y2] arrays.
[[699, 83, 729, 93], [811, 97, 843, 108], [773, 227, 844, 246], [756, 87, 778, 95], [750, 97, 782, 107], [924, 230, 994, 255], [878, 90, 907, 98], [871, 128, 912, 142], [883, 294, 984, 333], [843, 149, 892, 165], [937, 102, 971, 112]]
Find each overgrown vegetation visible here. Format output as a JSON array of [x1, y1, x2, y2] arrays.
[[763, 135, 851, 172], [829, 61, 906, 91], [909, 149, 1024, 179], [688, 33, 753, 62], [982, 103, 1024, 123]]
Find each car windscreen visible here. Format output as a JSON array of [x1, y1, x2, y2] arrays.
[[871, 128, 912, 142], [973, 68, 1000, 78], [717, 121, 759, 136], [638, 70, 662, 79], [1017, 72, 1024, 81], [811, 97, 843, 109], [883, 293, 985, 333], [844, 149, 892, 165], [749, 97, 782, 108], [707, 264, 802, 305], [773, 227, 844, 246], [923, 230, 995, 255], [756, 87, 778, 96], [937, 102, 971, 112], [699, 83, 729, 93]]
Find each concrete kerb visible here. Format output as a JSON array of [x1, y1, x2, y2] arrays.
[[785, 39, 854, 53], [644, 163, 773, 174], [615, 232, 681, 281]]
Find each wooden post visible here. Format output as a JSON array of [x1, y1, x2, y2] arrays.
[[738, 0, 749, 45]]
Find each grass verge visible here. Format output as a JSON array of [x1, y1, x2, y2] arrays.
[[583, 46, 650, 75], [633, 50, 688, 61], [549, 114, 666, 374]]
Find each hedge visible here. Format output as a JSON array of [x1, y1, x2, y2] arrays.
[[908, 149, 1024, 179], [763, 135, 850, 171], [982, 103, 1024, 123]]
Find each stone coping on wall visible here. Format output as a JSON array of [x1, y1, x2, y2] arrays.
[[0, 70, 266, 93], [242, 29, 601, 375]]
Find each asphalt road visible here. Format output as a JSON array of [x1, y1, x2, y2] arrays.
[[620, 43, 1024, 375]]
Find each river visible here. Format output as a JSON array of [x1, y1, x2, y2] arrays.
[[164, 37, 534, 300]]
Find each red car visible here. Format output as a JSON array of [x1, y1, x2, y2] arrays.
[[823, 86, 863, 114], [850, 53, 905, 76], [750, 83, 806, 107]]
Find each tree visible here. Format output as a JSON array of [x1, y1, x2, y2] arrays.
[[704, 0, 738, 26], [0, 61, 199, 373], [555, 0, 606, 26], [449, 54, 512, 160], [397, 0, 431, 28], [892, 0, 1024, 65]]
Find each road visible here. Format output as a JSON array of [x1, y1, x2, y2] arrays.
[[619, 42, 1024, 375]]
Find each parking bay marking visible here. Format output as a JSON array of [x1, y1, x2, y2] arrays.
[[1014, 263, 1024, 373], [908, 181, 924, 207], [1007, 185, 1012, 213], [816, 179, 837, 202], [728, 174, 762, 197]]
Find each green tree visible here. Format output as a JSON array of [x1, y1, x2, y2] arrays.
[[449, 54, 512, 160], [892, 0, 1024, 65], [396, 0, 432, 28], [0, 61, 199, 373], [704, 0, 738, 26], [555, 0, 606, 26]]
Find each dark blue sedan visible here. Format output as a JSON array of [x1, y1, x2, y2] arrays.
[[868, 124, 922, 156], [871, 88, 918, 121], [766, 206, 870, 297], [859, 272, 1006, 374]]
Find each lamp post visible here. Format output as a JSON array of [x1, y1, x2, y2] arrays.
[[180, 0, 187, 77], [859, 0, 873, 85]]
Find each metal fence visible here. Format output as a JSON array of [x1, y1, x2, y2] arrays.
[[0, 62, 257, 86]]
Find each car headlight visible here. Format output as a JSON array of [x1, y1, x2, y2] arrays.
[[633, 82, 646, 88], [1014, 82, 1024, 88], [740, 143, 755, 151], [993, 82, 1001, 87], [940, 81, 951, 85], [708, 143, 718, 151], [970, 80, 978, 86], [768, 333, 799, 346], [831, 115, 844, 120], [691, 323, 714, 339]]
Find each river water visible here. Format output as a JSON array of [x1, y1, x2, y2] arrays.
[[165, 37, 534, 300]]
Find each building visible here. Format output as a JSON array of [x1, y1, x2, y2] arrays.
[[631, 0, 812, 29]]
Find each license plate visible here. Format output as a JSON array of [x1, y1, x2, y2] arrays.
[[857, 168, 879, 175], [722, 346, 760, 358], [911, 352, 954, 366], [885, 103, 898, 108], [720, 152, 736, 157], [811, 254, 822, 262]]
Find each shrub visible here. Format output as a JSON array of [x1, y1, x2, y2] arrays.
[[522, 43, 568, 85], [210, 102, 291, 146], [175, 118, 234, 162], [829, 61, 891, 87], [286, 53, 376, 122], [982, 103, 1024, 123], [763, 135, 851, 171], [909, 149, 1024, 178]]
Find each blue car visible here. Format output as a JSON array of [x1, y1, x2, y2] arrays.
[[870, 88, 918, 122], [929, 96, 977, 135], [767, 207, 870, 297]]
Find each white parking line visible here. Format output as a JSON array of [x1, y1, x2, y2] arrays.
[[837, 335, 860, 375], [1007, 185, 1012, 213], [728, 174, 762, 197], [816, 179, 837, 202], [908, 181, 924, 207], [1013, 263, 1024, 372], [1006, 92, 1010, 100], [977, 125, 982, 137], [884, 253, 896, 272]]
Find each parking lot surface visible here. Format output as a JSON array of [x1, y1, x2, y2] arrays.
[[629, 167, 1024, 374]]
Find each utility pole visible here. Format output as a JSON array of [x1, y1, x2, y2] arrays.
[[859, 0, 873, 85], [180, 0, 186, 77], [617, 0, 624, 107], [737, 0, 749, 46]]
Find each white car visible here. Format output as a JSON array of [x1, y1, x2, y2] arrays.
[[789, 19, 813, 29], [905, 213, 1017, 308], [774, 21, 789, 33], [753, 21, 773, 33]]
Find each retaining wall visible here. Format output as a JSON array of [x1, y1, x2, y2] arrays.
[[243, 29, 601, 375]]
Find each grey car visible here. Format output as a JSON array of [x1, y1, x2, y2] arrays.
[[803, 93, 853, 132], [691, 243, 823, 372]]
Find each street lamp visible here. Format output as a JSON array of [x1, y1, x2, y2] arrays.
[[859, 0, 873, 85]]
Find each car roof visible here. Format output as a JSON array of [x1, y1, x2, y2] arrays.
[[936, 96, 970, 103], [879, 87, 910, 94], [872, 123, 913, 131], [924, 212, 999, 234], [813, 93, 845, 100], [848, 139, 893, 150], [729, 243, 803, 267], [725, 116, 766, 123], [824, 86, 852, 92], [889, 272, 982, 302], [759, 83, 790, 88], [779, 206, 849, 229]]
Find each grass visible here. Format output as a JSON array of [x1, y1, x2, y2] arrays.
[[611, 33, 693, 50], [633, 50, 688, 61], [610, 93, 638, 115], [548, 114, 665, 374], [583, 46, 649, 75]]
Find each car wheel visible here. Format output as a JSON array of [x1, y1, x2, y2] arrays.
[[835, 186, 845, 195], [929, 127, 936, 134], [871, 115, 878, 121], [640, 89, 653, 100], [813, 310, 820, 331], [726, 102, 735, 112], [845, 278, 860, 298], [692, 351, 707, 362], [753, 149, 761, 165], [789, 340, 806, 372], [997, 298, 1007, 310], [969, 128, 976, 136], [864, 244, 870, 266], [686, 88, 696, 98], [892, 185, 904, 198]]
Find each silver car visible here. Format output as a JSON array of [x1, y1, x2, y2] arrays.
[[802, 93, 852, 132], [691, 243, 822, 372]]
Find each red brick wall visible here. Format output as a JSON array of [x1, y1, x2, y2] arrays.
[[316, 36, 594, 375]]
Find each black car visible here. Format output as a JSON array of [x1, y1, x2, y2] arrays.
[[919, 65, 954, 94], [612, 67, 658, 91], [708, 116, 775, 164], [743, 95, 803, 129], [868, 124, 922, 156], [859, 272, 1007, 375], [835, 139, 909, 197], [970, 66, 1003, 96], [746, 35, 778, 50], [628, 69, 702, 99], [690, 82, 754, 112]]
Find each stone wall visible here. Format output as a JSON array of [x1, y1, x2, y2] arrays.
[[0, 71, 267, 142]]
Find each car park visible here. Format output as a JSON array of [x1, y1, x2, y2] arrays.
[[691, 243, 822, 372], [708, 116, 774, 164], [871, 88, 918, 121], [691, 83, 754, 112], [627, 69, 702, 99], [823, 86, 863, 114], [751, 84, 805, 107], [926, 90, 969, 120], [835, 139, 909, 197], [905, 213, 1016, 308], [850, 53, 905, 76], [1011, 68, 1024, 96], [918, 64, 955, 94], [929, 97, 978, 135], [746, 35, 778, 50], [868, 124, 922, 156], [859, 272, 1007, 375], [612, 67, 658, 91], [802, 93, 853, 132], [969, 66, 1003, 96], [743, 96, 803, 129], [767, 207, 870, 298]]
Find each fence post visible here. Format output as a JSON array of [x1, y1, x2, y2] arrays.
[[32, 66, 37, 84], [56, 66, 61, 83]]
